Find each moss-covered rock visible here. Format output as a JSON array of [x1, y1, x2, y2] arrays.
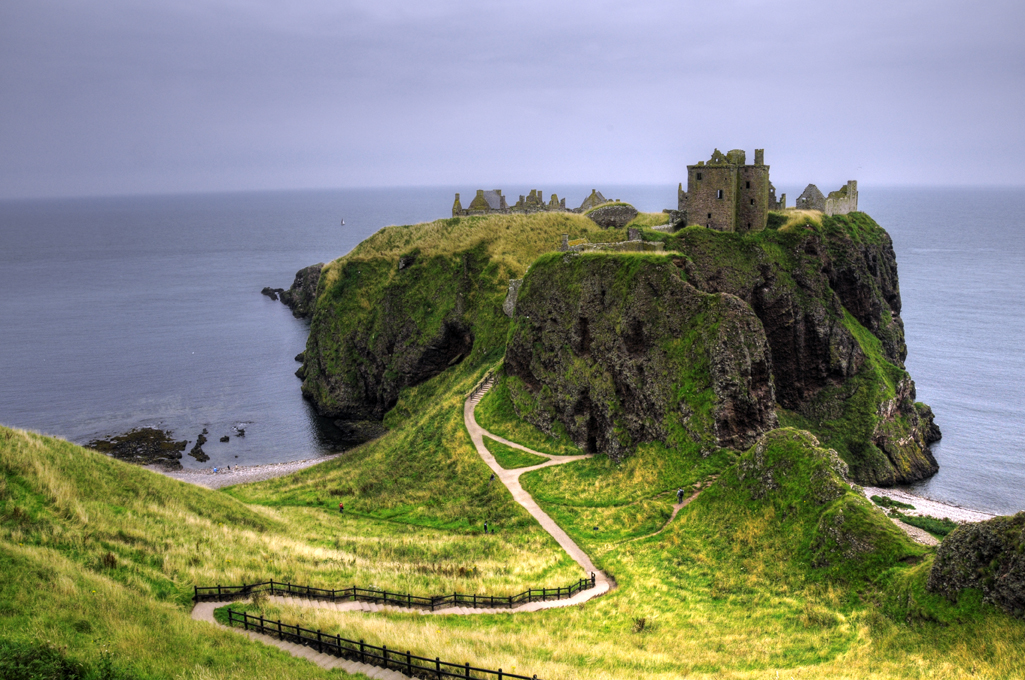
[[706, 428, 924, 579], [585, 202, 638, 229], [928, 512, 1025, 618], [505, 252, 777, 457]]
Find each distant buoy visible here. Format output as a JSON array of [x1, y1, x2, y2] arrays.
[[340, 219, 345, 225]]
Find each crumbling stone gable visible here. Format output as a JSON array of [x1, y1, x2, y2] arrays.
[[796, 184, 826, 211], [578, 189, 608, 211]]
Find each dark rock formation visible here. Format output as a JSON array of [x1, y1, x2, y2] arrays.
[[299, 252, 479, 432], [188, 431, 209, 462], [279, 263, 324, 319], [85, 428, 186, 469], [928, 513, 1025, 619], [585, 203, 639, 229], [261, 287, 285, 301], [505, 254, 777, 457], [219, 435, 230, 442], [264, 264, 324, 318]]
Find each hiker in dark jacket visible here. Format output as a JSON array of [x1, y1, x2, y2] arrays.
[[677, 487, 684, 504]]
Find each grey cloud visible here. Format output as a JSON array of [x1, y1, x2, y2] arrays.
[[1, 0, 1023, 197]]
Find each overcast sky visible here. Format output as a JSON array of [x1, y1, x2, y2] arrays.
[[2, 0, 1023, 198]]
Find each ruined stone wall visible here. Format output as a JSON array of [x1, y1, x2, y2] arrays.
[[825, 181, 858, 216]]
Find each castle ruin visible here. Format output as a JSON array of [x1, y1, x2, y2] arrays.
[[676, 148, 859, 231], [452, 188, 607, 217], [795, 181, 857, 215], [677, 149, 785, 233]]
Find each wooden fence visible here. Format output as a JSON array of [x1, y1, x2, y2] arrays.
[[226, 608, 539, 679], [195, 574, 595, 611]]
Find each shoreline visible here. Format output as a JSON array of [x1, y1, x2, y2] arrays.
[[149, 453, 1008, 522], [147, 454, 342, 489], [861, 486, 998, 524]]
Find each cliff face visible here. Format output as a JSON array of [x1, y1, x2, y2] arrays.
[[505, 213, 938, 485], [300, 254, 481, 425], [280, 263, 324, 319], [505, 254, 777, 458]]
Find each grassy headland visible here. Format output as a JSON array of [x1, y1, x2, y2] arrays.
[[2, 210, 1022, 678]]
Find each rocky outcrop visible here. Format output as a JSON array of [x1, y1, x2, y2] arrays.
[[928, 512, 1025, 619], [85, 428, 186, 469], [585, 203, 639, 229], [505, 254, 777, 457], [299, 253, 483, 434], [668, 213, 938, 486], [279, 263, 324, 319]]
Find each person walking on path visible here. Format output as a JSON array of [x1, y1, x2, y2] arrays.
[[339, 502, 344, 513], [484, 520, 489, 534], [677, 487, 684, 504], [489, 472, 495, 484]]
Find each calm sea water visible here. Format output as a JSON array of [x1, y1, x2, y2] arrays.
[[0, 186, 1022, 514]]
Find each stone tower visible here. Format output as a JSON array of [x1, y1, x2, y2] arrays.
[[683, 148, 770, 233]]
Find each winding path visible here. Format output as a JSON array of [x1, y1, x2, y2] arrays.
[[191, 377, 706, 676], [463, 385, 614, 602]]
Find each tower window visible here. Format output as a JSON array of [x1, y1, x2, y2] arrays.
[[716, 189, 723, 199], [696, 172, 703, 180], [750, 199, 755, 205], [746, 181, 751, 189], [707, 213, 712, 219]]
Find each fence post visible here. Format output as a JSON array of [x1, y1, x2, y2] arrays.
[[499, 669, 503, 680], [383, 645, 388, 669], [194, 585, 198, 601], [277, 619, 282, 640], [473, 593, 477, 608], [465, 661, 470, 678], [406, 650, 412, 674], [317, 629, 322, 653], [408, 593, 411, 608], [436, 657, 441, 680], [217, 584, 221, 597], [360, 639, 365, 663]]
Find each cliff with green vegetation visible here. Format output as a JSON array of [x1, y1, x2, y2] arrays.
[[299, 209, 938, 485], [297, 213, 630, 439], [501, 210, 938, 485]]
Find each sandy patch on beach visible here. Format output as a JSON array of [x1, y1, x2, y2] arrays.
[[862, 486, 998, 524], [148, 454, 341, 489]]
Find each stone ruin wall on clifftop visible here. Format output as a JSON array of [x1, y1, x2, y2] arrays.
[[452, 188, 612, 217]]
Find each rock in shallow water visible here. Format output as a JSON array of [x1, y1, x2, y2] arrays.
[[85, 428, 186, 469]]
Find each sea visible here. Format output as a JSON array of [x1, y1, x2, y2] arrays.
[[0, 186, 1022, 515]]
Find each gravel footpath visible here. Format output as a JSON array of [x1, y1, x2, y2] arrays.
[[148, 455, 341, 489], [862, 486, 998, 524]]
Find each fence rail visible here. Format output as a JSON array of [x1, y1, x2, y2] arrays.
[[195, 574, 595, 611], [226, 608, 538, 679]]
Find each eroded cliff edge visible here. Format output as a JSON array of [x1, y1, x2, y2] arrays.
[[295, 210, 939, 487]]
